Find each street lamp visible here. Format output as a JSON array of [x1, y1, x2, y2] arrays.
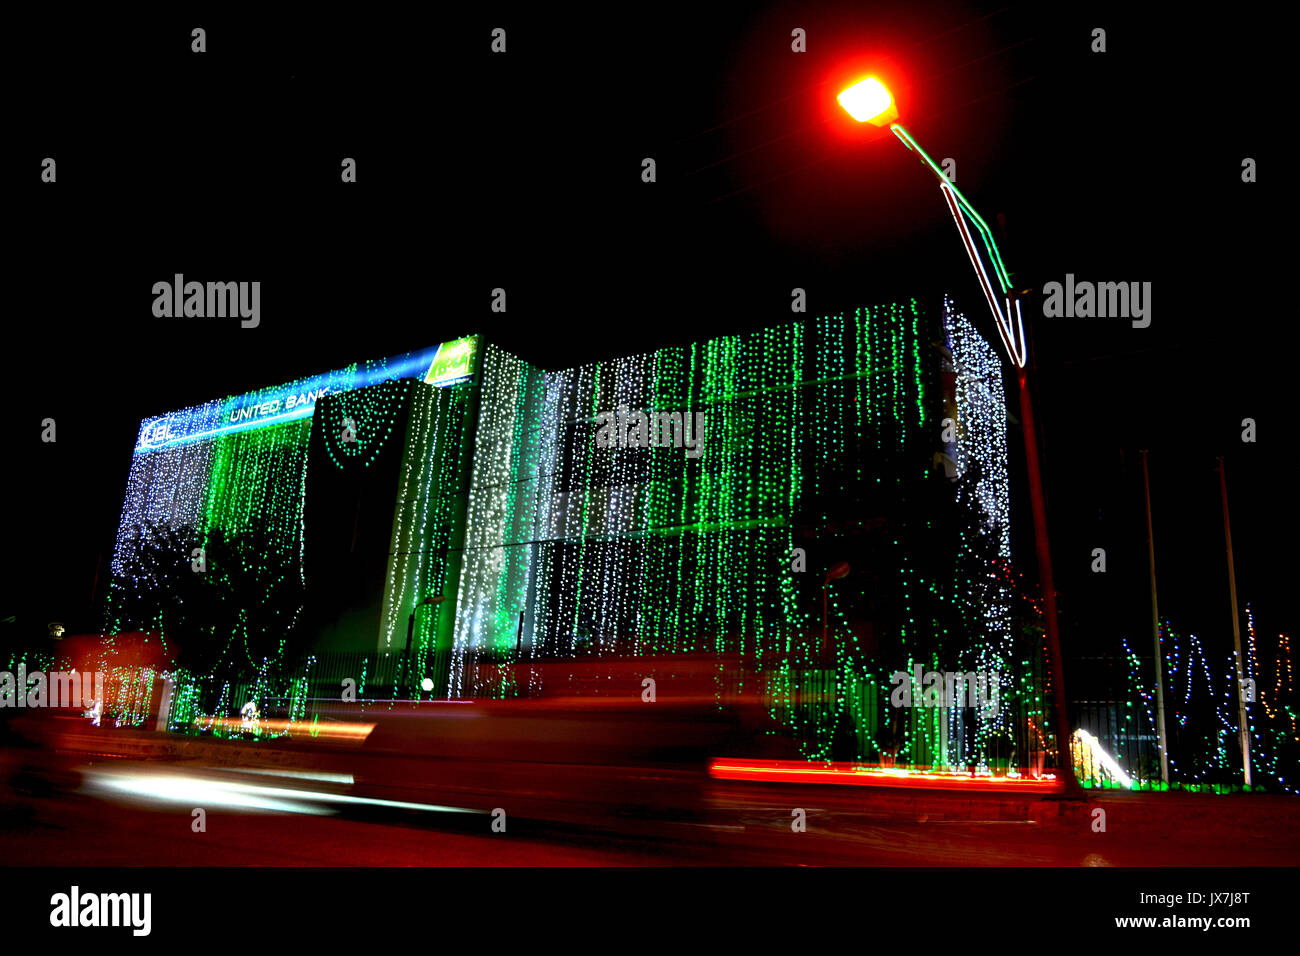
[[839, 75, 1079, 794], [837, 77, 897, 125], [404, 595, 445, 696]]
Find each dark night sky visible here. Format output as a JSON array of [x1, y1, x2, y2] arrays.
[[5, 3, 1293, 667]]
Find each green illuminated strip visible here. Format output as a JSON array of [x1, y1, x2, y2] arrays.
[[890, 124, 1013, 293]]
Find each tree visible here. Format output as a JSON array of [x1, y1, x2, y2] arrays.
[[106, 520, 306, 694]]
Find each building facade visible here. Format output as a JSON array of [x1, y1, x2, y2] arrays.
[[104, 297, 1051, 767]]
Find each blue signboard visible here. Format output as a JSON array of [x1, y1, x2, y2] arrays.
[[133, 337, 479, 454]]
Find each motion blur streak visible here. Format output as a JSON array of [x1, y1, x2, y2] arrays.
[[87, 770, 332, 814], [710, 758, 1062, 792], [85, 768, 485, 816], [194, 718, 374, 741], [236, 769, 355, 784]]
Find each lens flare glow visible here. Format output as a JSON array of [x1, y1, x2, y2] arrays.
[[1072, 729, 1134, 789]]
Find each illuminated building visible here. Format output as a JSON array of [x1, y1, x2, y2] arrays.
[[103, 298, 1052, 767]]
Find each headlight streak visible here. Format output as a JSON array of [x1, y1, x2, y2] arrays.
[[83, 769, 486, 816]]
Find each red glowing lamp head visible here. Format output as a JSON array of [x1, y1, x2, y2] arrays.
[[838, 76, 898, 126]]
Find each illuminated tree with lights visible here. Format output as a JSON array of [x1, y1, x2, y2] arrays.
[[105, 520, 306, 710]]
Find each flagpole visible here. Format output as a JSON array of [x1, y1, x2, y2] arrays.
[[1216, 457, 1252, 787], [1140, 450, 1169, 785]]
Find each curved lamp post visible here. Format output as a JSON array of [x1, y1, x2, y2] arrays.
[[839, 76, 1079, 794]]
